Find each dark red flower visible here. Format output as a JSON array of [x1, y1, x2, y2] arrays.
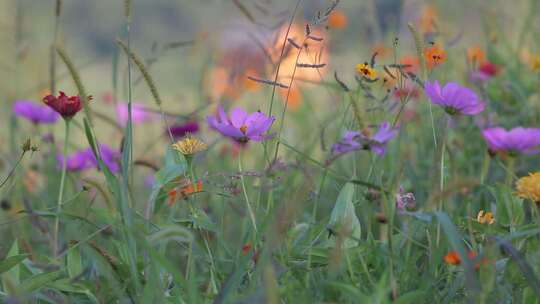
[[478, 61, 499, 77], [43, 91, 88, 119]]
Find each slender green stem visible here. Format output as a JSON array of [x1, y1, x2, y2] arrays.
[[186, 240, 193, 280], [436, 117, 448, 246], [505, 157, 516, 186], [203, 234, 218, 294], [273, 37, 305, 162], [53, 119, 70, 257], [239, 149, 258, 233], [305, 169, 328, 285], [0, 152, 26, 189], [123, 13, 134, 182]]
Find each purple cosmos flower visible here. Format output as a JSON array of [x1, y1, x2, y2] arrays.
[[169, 121, 200, 139], [116, 102, 156, 126], [482, 127, 540, 155], [331, 122, 398, 156], [98, 144, 121, 173], [424, 80, 485, 115], [207, 105, 275, 143], [57, 144, 121, 173], [13, 100, 60, 124]]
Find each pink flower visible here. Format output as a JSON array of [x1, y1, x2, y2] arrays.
[[482, 127, 540, 155], [207, 105, 275, 143], [424, 80, 485, 115], [115, 102, 156, 126]]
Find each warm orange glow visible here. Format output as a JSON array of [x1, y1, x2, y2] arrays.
[[400, 55, 419, 73], [467, 46, 486, 64], [327, 10, 348, 29], [279, 86, 302, 111], [419, 5, 438, 33]]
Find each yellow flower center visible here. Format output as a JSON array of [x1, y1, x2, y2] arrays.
[[240, 125, 248, 134]]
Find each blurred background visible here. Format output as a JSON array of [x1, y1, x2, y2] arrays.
[[0, 0, 538, 188]]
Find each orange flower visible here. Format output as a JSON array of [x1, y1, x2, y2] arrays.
[[167, 180, 204, 205], [181, 180, 203, 197], [467, 46, 486, 64], [327, 10, 348, 29], [269, 23, 328, 83], [23, 169, 42, 193], [371, 43, 392, 59], [268, 23, 328, 111], [444, 251, 482, 268], [423, 45, 447, 69], [207, 67, 241, 102], [443, 251, 461, 265], [243, 69, 262, 92], [400, 55, 419, 73], [279, 86, 302, 111], [476, 210, 495, 224]]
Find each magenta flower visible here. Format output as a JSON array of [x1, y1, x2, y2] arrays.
[[13, 100, 60, 124], [482, 127, 540, 155], [169, 121, 199, 139], [471, 61, 499, 83], [424, 80, 485, 115], [207, 105, 275, 143], [331, 122, 398, 156], [116, 102, 156, 126], [57, 144, 121, 173], [396, 187, 416, 210]]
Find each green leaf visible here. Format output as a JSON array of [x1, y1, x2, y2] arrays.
[[2, 239, 20, 291], [327, 183, 361, 248], [67, 246, 83, 278], [325, 281, 368, 302], [149, 162, 187, 214], [490, 185, 524, 227], [394, 290, 427, 304], [19, 271, 64, 294], [0, 254, 28, 275], [190, 208, 217, 232], [147, 225, 193, 246]]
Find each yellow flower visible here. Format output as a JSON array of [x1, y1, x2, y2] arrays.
[[531, 56, 540, 72], [172, 135, 207, 156], [355, 63, 377, 79], [516, 172, 540, 203], [476, 210, 495, 225]]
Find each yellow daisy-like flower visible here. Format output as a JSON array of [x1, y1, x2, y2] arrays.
[[172, 135, 207, 156], [355, 63, 377, 79], [530, 56, 540, 72], [476, 210, 495, 225], [516, 172, 540, 203]]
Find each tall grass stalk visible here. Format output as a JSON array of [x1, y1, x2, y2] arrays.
[[53, 119, 70, 257], [49, 0, 62, 93], [239, 149, 258, 233]]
